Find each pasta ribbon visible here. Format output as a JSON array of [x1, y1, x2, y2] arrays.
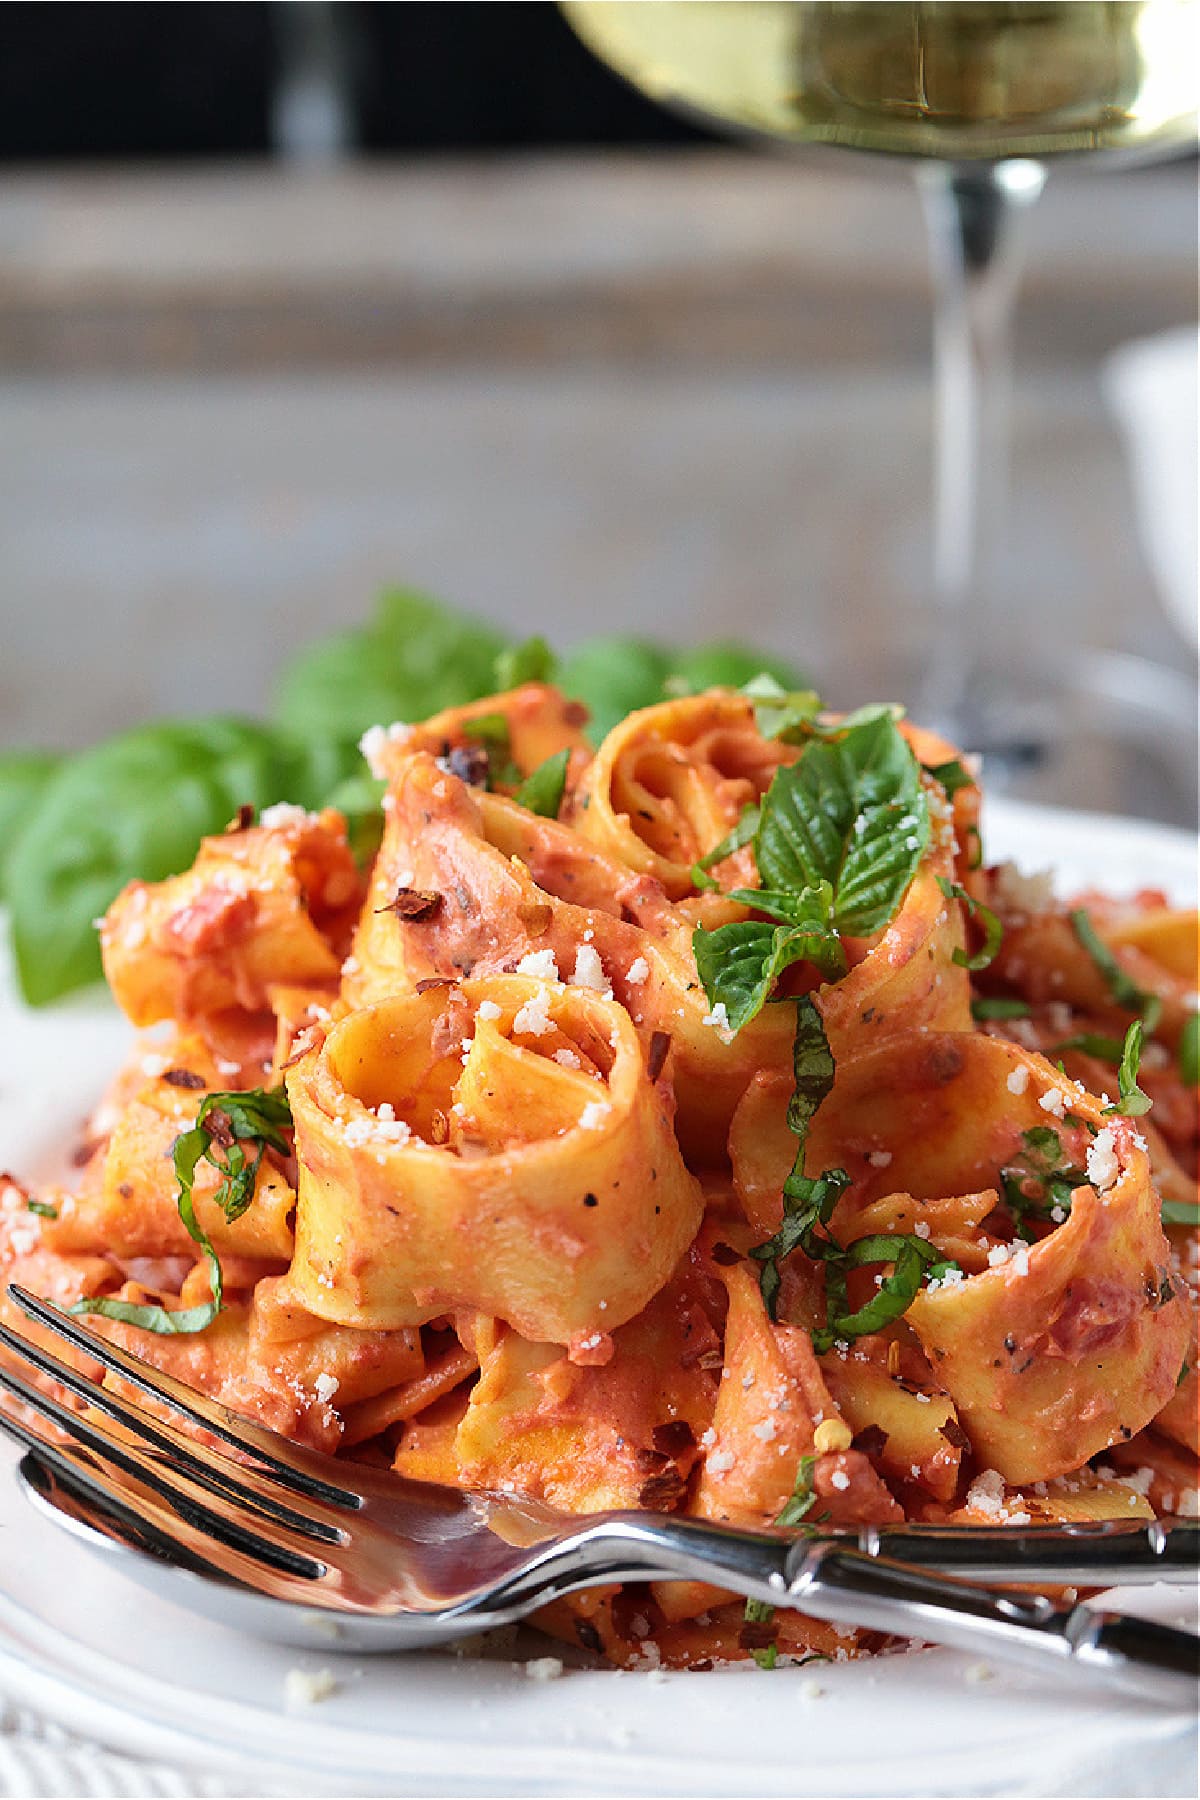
[[284, 976, 703, 1348], [574, 692, 794, 898], [101, 807, 361, 1056]]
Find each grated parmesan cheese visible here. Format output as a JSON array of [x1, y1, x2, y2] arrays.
[[1006, 1066, 1030, 1096], [626, 956, 650, 985], [515, 948, 560, 982], [359, 721, 412, 778], [1086, 1127, 1120, 1193], [570, 944, 611, 996]]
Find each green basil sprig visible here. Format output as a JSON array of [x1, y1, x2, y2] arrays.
[[72, 1087, 292, 1336], [692, 713, 929, 1031]]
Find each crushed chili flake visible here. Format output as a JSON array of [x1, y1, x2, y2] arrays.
[[637, 1466, 688, 1512], [225, 803, 255, 833], [379, 888, 442, 922], [711, 1241, 742, 1267], [647, 1031, 672, 1082], [738, 1619, 778, 1652], [203, 1107, 235, 1149], [574, 1618, 603, 1654], [162, 1068, 207, 1090], [938, 1417, 970, 1450], [415, 977, 455, 994], [652, 1419, 697, 1459], [851, 1424, 890, 1458]]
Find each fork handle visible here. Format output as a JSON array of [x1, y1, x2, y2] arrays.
[[540, 1518, 1197, 1703], [787, 1541, 1199, 1705]]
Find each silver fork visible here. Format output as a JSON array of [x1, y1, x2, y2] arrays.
[[1, 1282, 1196, 1702]]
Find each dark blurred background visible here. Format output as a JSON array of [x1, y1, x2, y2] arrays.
[[0, 2, 1194, 827], [0, 2, 712, 160]]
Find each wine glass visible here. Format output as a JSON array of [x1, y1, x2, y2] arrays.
[[560, 1, 1198, 778]]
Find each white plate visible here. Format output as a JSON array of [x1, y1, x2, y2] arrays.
[[1, 798, 1196, 1799]]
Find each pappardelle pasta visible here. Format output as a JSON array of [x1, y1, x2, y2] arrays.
[[3, 679, 1196, 1670]]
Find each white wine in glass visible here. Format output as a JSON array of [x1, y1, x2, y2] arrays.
[[562, 1, 1199, 768]]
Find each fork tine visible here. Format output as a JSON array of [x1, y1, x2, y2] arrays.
[[8, 1283, 359, 1509], [0, 1354, 327, 1582], [0, 1318, 342, 1546]]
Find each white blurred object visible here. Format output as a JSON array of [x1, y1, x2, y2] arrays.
[[1103, 326, 1199, 652]]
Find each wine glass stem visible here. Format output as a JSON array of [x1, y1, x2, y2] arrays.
[[916, 160, 1046, 749]]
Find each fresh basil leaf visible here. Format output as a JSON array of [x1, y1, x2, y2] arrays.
[[756, 715, 929, 937], [274, 589, 508, 743], [1162, 1200, 1200, 1227], [923, 758, 974, 797], [806, 702, 905, 738], [514, 749, 570, 819], [1179, 1012, 1199, 1087], [6, 718, 295, 1006], [670, 644, 807, 700], [970, 997, 1031, 1021], [739, 673, 823, 743], [936, 876, 1003, 971], [692, 915, 844, 1034], [691, 804, 761, 891], [0, 751, 61, 892], [494, 636, 557, 690], [1070, 909, 1163, 1033], [1105, 1019, 1152, 1118], [557, 638, 672, 743]]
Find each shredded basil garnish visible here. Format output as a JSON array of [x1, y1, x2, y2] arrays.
[[970, 996, 1031, 1021], [513, 749, 570, 819], [1070, 909, 1162, 1033], [72, 1087, 291, 1336], [1179, 1012, 1199, 1087], [936, 876, 1002, 972], [25, 1198, 58, 1219], [923, 758, 974, 797], [739, 674, 823, 743], [1162, 1200, 1200, 1227], [691, 803, 761, 891], [1000, 1125, 1090, 1240], [1104, 1020, 1152, 1118], [744, 1453, 822, 1665]]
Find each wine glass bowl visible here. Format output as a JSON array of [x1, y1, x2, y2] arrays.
[[561, 1, 1199, 780]]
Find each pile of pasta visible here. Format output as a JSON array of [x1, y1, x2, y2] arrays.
[[3, 681, 1196, 1670]]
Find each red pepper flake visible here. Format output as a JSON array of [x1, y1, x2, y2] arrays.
[[738, 1619, 778, 1652], [416, 976, 455, 994], [225, 803, 255, 833], [204, 1107, 235, 1149], [711, 1241, 742, 1267], [379, 887, 442, 922], [851, 1424, 889, 1458], [937, 1417, 970, 1450], [162, 1068, 206, 1090], [652, 1419, 696, 1458], [637, 1466, 688, 1512], [647, 1031, 672, 1082]]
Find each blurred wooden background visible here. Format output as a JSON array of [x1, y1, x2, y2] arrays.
[[0, 151, 1195, 821]]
